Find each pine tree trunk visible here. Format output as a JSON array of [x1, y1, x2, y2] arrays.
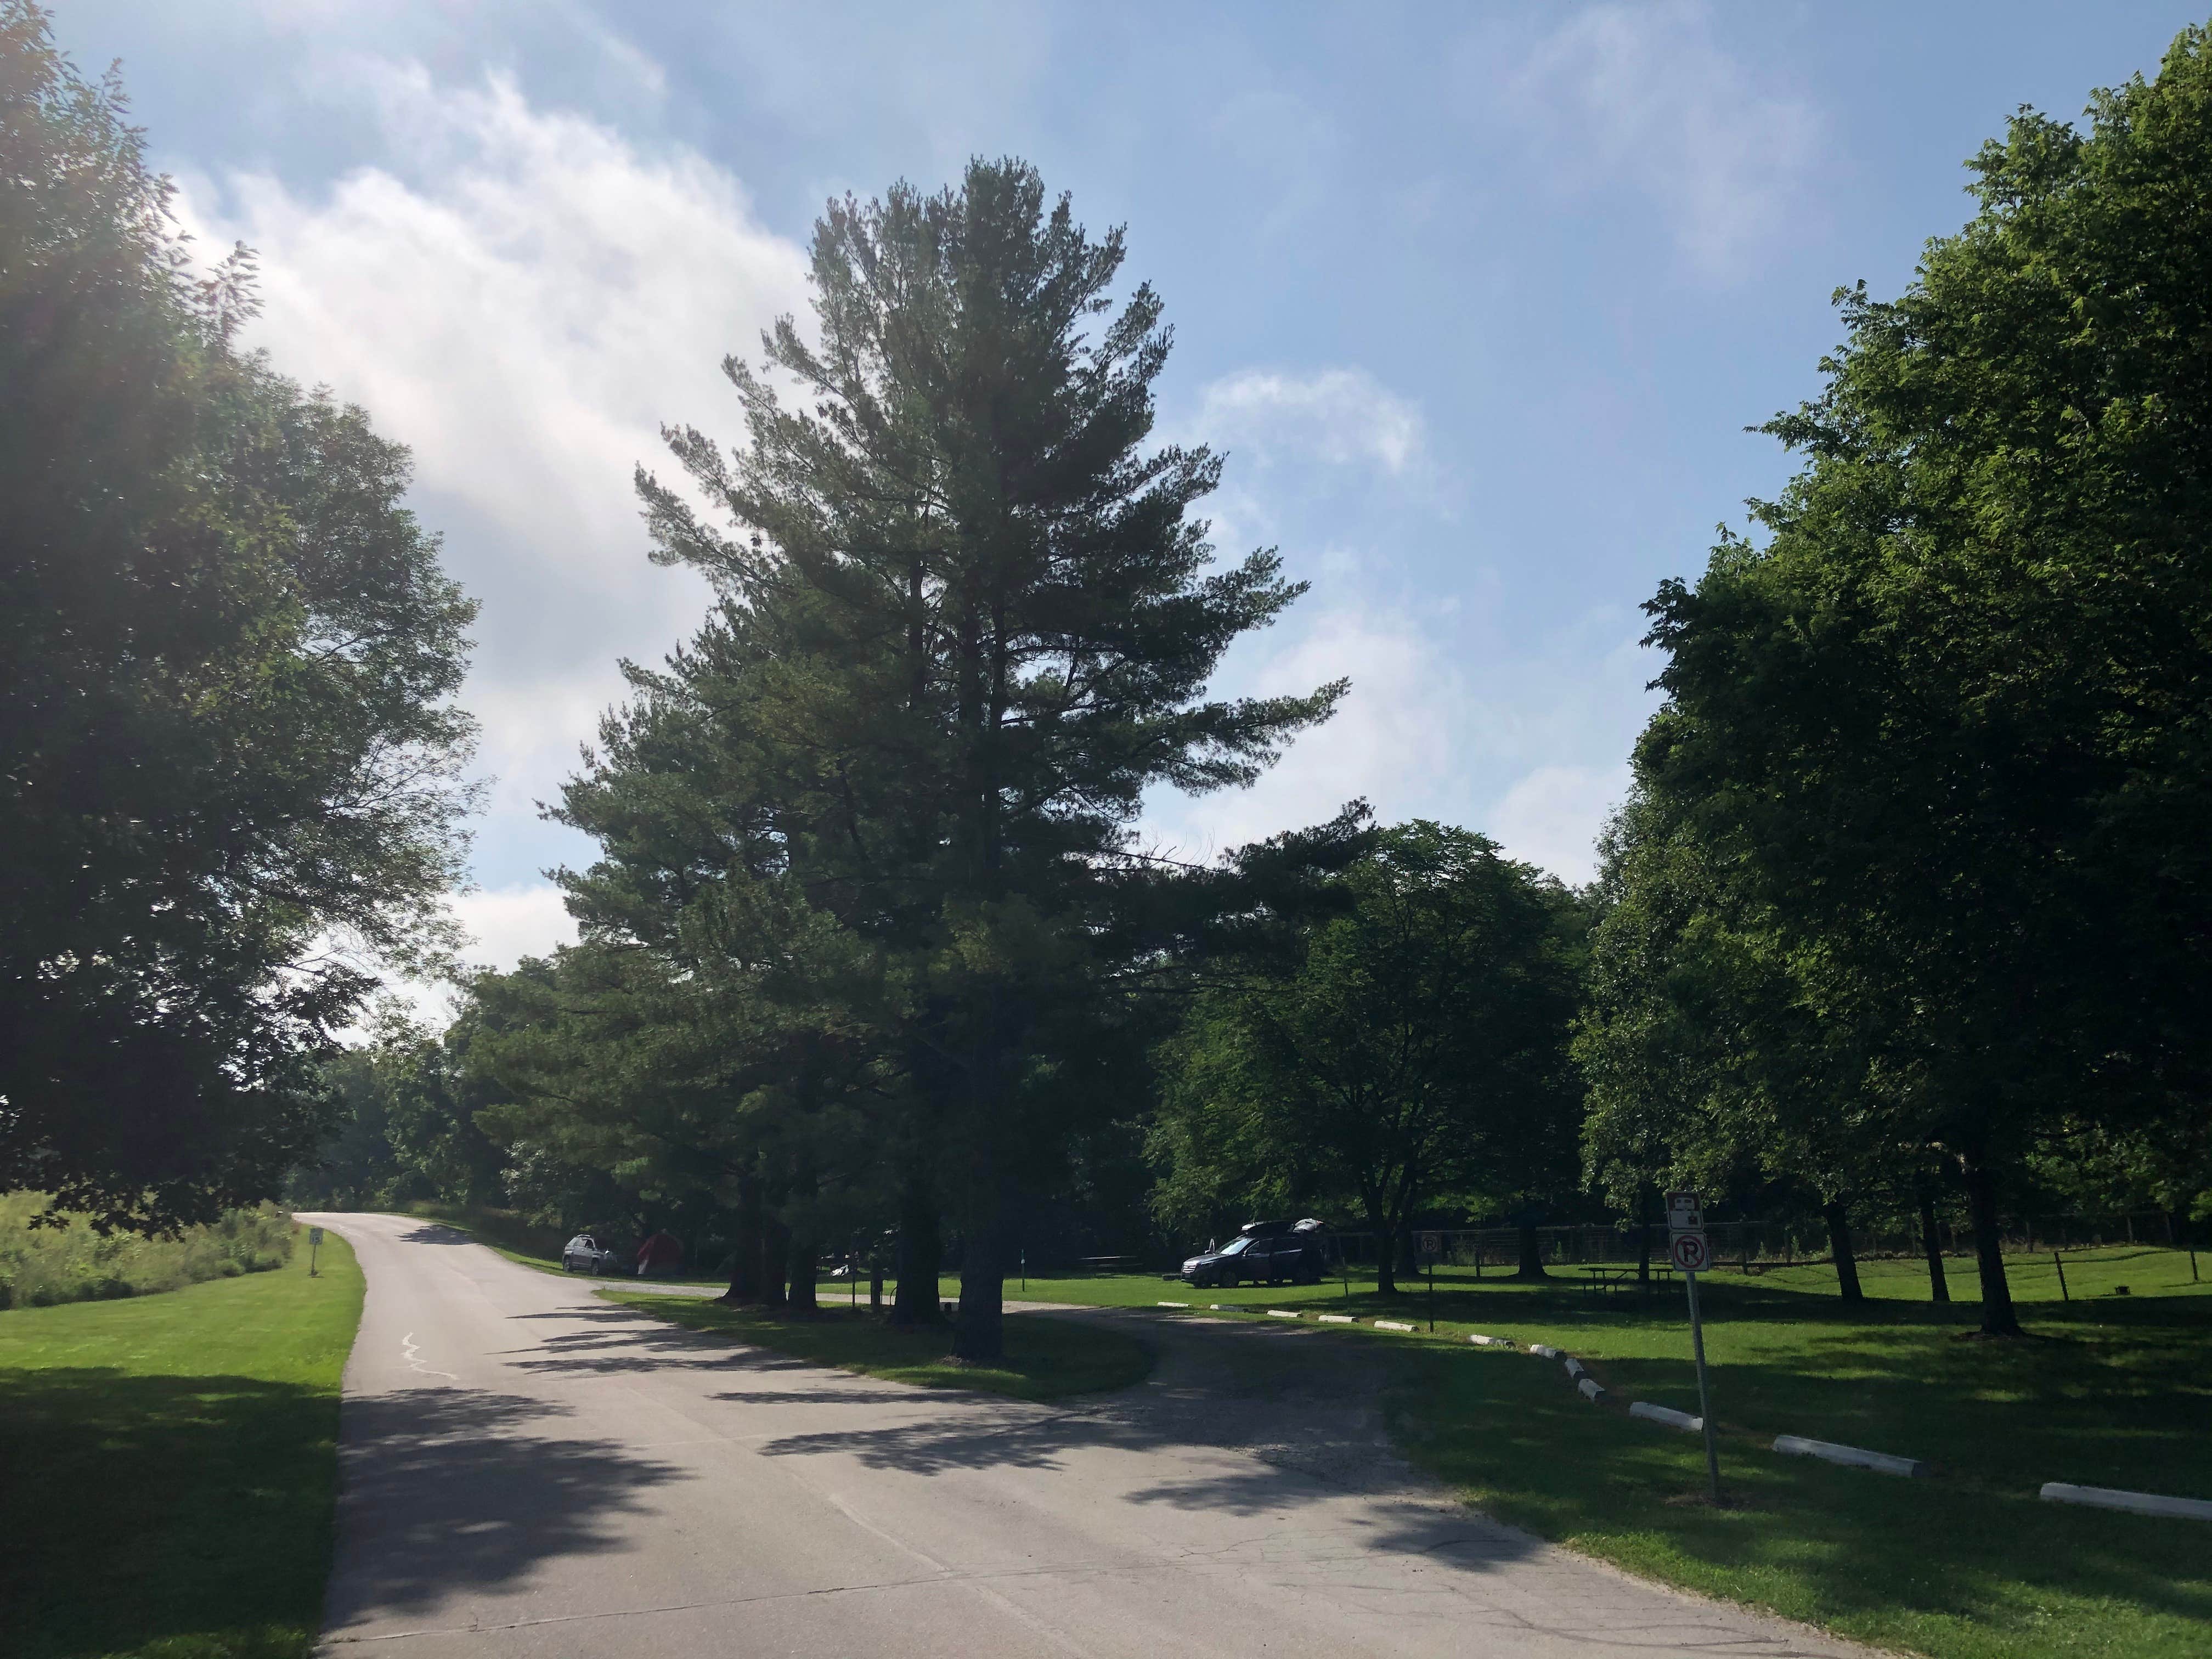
[[891, 1173, 941, 1325], [953, 1175, 1009, 1362], [761, 1214, 791, 1308], [1963, 1158, 2021, 1336], [1515, 1223, 1548, 1280], [1824, 1200, 1864, 1302], [1919, 1194, 1950, 1304], [786, 1237, 817, 1313], [720, 1171, 764, 1305]]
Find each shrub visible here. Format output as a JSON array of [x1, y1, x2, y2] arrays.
[[0, 1194, 296, 1310]]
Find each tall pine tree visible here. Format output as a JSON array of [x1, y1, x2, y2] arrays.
[[556, 160, 1338, 1358]]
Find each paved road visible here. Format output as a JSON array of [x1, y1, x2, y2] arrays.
[[303, 1212, 1864, 1657]]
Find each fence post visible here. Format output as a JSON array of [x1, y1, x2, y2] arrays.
[[2053, 1251, 2069, 1302]]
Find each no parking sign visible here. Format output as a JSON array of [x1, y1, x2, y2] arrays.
[[1666, 1190, 1723, 1502], [1666, 1192, 1708, 1274]]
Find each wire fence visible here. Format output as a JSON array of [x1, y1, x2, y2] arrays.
[[1319, 1210, 2196, 1275]]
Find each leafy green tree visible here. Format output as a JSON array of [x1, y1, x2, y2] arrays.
[[288, 1002, 510, 1211], [539, 159, 1338, 1358], [1632, 27, 2212, 1334], [1153, 822, 1583, 1293], [288, 1049, 404, 1211], [1, 5, 478, 1231], [1577, 792, 1936, 1304]]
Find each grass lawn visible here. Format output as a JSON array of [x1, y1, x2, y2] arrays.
[[973, 1248, 2212, 1659], [0, 1230, 365, 1659], [607, 1292, 1153, 1402]]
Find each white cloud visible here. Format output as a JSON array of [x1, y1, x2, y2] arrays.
[[178, 64, 811, 878], [1497, 1, 1821, 280], [1196, 366, 1426, 478], [453, 883, 578, 973], [1152, 603, 1463, 859], [1149, 593, 1656, 883], [1491, 763, 1630, 886]]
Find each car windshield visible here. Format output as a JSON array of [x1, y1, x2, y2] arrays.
[[1218, 1237, 1252, 1256]]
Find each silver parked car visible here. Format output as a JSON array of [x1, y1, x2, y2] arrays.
[[561, 1233, 620, 1274]]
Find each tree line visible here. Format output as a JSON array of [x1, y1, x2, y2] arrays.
[[7, 3, 2210, 1351]]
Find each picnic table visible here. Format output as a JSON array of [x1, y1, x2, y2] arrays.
[[1575, 1265, 1676, 1295]]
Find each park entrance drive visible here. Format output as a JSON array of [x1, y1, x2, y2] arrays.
[[304, 1213, 1867, 1657]]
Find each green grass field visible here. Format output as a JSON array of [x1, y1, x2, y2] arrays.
[[0, 1229, 365, 1659], [978, 1247, 2211, 1659], [610, 1292, 1154, 1402]]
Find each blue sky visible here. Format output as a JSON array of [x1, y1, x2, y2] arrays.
[[54, 1, 2209, 983]]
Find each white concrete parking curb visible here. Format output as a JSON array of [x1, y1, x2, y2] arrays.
[[1530, 1344, 1564, 1359], [1466, 1334, 1509, 1346], [1374, 1319, 1418, 1331], [1629, 1401, 1703, 1432], [1318, 1313, 1356, 1323], [1563, 1357, 1586, 1380], [2040, 1482, 2212, 1520], [1267, 1308, 1302, 1319], [1156, 1301, 1189, 1308], [1773, 1435, 1929, 1478], [1577, 1378, 1604, 1402]]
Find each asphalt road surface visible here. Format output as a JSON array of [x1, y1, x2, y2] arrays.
[[302, 1212, 1865, 1657]]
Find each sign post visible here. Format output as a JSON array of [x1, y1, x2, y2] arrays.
[[1667, 1192, 1722, 1503], [1419, 1232, 1441, 1330], [308, 1224, 324, 1278]]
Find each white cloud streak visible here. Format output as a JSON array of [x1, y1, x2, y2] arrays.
[[1196, 366, 1426, 477], [1152, 602, 1460, 859], [178, 63, 814, 972], [1499, 1, 1822, 281]]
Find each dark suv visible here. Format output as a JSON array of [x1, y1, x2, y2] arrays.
[[561, 1234, 620, 1274], [1178, 1219, 1334, 1288]]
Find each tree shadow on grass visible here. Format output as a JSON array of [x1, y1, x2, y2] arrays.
[[0, 1367, 338, 1659], [325, 1386, 687, 1629], [1389, 1342, 2212, 1651], [1586, 1317, 2212, 1500]]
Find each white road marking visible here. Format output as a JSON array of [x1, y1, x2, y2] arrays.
[[399, 1331, 458, 1381]]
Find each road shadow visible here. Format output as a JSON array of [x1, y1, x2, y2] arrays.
[[395, 1223, 480, 1247], [502, 1305, 810, 1378], [325, 1386, 687, 1628], [748, 1315, 1548, 1571]]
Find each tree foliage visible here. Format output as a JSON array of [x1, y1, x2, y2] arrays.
[[1153, 822, 1584, 1293], [1, 4, 477, 1229], [1601, 26, 2212, 1331], [473, 159, 1338, 1356]]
